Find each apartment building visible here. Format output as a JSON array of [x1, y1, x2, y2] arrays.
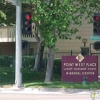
[[0, 25, 37, 55]]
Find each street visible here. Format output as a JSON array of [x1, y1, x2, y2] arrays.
[[0, 93, 99, 100]]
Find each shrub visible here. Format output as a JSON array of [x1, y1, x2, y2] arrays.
[[54, 58, 61, 75], [0, 55, 35, 69], [22, 56, 35, 69], [0, 55, 61, 75], [0, 55, 13, 67]]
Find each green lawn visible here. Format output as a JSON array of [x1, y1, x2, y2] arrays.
[[0, 67, 100, 89]]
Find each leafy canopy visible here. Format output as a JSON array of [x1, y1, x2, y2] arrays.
[[31, 0, 100, 47], [0, 0, 100, 47]]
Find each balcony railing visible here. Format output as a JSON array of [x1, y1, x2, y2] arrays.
[[0, 26, 36, 42]]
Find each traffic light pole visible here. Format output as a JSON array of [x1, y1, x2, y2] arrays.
[[14, 0, 22, 87]]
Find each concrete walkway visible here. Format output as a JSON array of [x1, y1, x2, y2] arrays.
[[0, 87, 100, 94]]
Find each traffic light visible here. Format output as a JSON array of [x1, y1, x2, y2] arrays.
[[22, 12, 32, 35], [93, 13, 100, 36], [93, 41, 100, 50]]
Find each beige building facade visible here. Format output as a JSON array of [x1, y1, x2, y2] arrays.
[[56, 17, 93, 52], [0, 26, 37, 55]]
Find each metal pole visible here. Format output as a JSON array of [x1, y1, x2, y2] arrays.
[[15, 0, 22, 87], [71, 50, 73, 56]]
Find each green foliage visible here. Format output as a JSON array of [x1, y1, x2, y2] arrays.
[[1, 0, 100, 47], [0, 1, 32, 25], [0, 2, 16, 25], [0, 55, 61, 74], [0, 55, 13, 67], [0, 67, 15, 84], [22, 69, 45, 82], [0, 66, 100, 89], [24, 81, 100, 89], [22, 56, 35, 69], [54, 58, 61, 75], [0, 10, 6, 20], [32, 0, 100, 47], [75, 36, 81, 40], [0, 55, 35, 69], [0, 67, 45, 84]]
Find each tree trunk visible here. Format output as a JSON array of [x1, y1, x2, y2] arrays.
[[32, 22, 44, 71], [33, 42, 44, 71], [38, 43, 44, 71], [33, 45, 40, 71], [44, 46, 55, 82]]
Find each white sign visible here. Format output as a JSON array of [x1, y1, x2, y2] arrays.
[[5, 0, 18, 6], [76, 54, 84, 62]]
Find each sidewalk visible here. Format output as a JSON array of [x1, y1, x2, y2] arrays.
[[0, 87, 100, 94]]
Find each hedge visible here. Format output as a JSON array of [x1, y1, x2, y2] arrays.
[[0, 55, 61, 75]]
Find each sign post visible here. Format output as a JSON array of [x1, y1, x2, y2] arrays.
[[6, 0, 23, 87], [15, 0, 22, 87]]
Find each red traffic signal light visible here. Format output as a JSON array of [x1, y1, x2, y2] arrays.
[[93, 13, 100, 36], [22, 12, 32, 35], [94, 16, 99, 21], [26, 14, 31, 20]]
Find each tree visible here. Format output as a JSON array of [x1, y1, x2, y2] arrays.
[[1, 0, 100, 82], [0, 0, 7, 24], [0, 0, 45, 71], [0, 0, 31, 25], [32, 23, 44, 71], [0, 10, 6, 23], [31, 0, 100, 82], [0, 1, 16, 25]]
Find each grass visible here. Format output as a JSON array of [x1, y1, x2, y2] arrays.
[[24, 81, 100, 89], [0, 67, 100, 89]]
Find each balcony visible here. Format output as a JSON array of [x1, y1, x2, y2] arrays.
[[0, 26, 37, 42]]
